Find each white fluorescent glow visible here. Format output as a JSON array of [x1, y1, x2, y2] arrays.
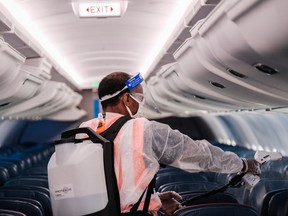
[[0, 0, 83, 86], [141, 0, 195, 77]]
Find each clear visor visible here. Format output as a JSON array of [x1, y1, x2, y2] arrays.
[[128, 75, 161, 117], [100, 73, 160, 117]]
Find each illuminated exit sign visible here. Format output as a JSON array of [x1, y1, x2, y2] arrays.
[[78, 2, 121, 17]]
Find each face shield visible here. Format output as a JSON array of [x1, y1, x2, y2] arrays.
[[126, 73, 161, 118], [100, 73, 160, 118]]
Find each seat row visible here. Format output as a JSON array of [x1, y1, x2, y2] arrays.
[[0, 143, 54, 215], [156, 144, 288, 216]]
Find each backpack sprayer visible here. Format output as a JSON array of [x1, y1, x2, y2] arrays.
[[181, 151, 282, 206]]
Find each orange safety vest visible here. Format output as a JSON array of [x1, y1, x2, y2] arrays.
[[79, 113, 161, 215]]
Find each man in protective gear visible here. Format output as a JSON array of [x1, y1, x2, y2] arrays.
[[78, 72, 261, 216]]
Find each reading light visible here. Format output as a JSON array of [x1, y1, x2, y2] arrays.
[[71, 0, 128, 18]]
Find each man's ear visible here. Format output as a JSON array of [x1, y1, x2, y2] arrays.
[[121, 93, 130, 106]]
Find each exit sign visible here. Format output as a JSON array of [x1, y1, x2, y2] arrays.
[[78, 2, 121, 17]]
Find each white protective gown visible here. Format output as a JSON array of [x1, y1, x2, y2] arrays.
[[78, 112, 243, 214]]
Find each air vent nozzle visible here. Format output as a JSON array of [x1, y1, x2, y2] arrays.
[[210, 81, 225, 89], [227, 69, 247, 78], [254, 63, 278, 75]]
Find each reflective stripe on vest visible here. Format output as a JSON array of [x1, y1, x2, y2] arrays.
[[81, 114, 161, 213]]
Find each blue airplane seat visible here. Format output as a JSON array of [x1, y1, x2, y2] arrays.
[[0, 146, 24, 158], [21, 166, 48, 176], [156, 172, 208, 191], [9, 153, 33, 169], [0, 199, 43, 216], [244, 179, 288, 213], [22, 143, 54, 165], [260, 171, 283, 180], [157, 166, 187, 175], [261, 157, 288, 178], [179, 191, 238, 206], [0, 209, 26, 216], [4, 177, 48, 188], [158, 181, 221, 193], [214, 173, 230, 185], [0, 168, 10, 187], [237, 150, 256, 159], [0, 162, 19, 178], [0, 189, 51, 216], [266, 190, 288, 216], [173, 203, 259, 216], [225, 186, 247, 204], [260, 188, 288, 216], [0, 197, 43, 216], [0, 158, 25, 174], [282, 165, 288, 179], [3, 185, 50, 197]]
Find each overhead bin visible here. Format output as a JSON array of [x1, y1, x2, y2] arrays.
[[197, 0, 288, 91], [0, 71, 43, 111], [180, 0, 288, 110], [45, 107, 86, 121], [0, 39, 45, 111], [174, 36, 288, 109], [173, 2, 288, 111], [20, 58, 52, 81], [0, 81, 84, 120], [151, 63, 256, 114], [0, 38, 25, 85]]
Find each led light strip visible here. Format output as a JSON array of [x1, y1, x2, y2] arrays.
[[141, 0, 196, 77], [0, 0, 83, 87]]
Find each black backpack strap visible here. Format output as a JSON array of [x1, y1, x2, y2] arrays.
[[92, 115, 131, 216], [129, 175, 156, 216], [100, 115, 131, 140]]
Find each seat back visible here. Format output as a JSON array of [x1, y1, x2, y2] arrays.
[[267, 190, 288, 216], [260, 189, 288, 216], [0, 162, 19, 178], [0, 209, 26, 216], [0, 188, 52, 216], [245, 179, 288, 212], [4, 177, 48, 188], [0, 199, 43, 216], [180, 192, 238, 206], [0, 167, 10, 186], [174, 203, 259, 216], [159, 181, 221, 193], [156, 172, 208, 191]]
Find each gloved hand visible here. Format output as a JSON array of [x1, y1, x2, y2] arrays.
[[158, 191, 183, 216], [241, 158, 261, 175]]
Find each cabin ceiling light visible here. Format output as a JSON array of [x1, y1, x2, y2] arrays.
[[0, 0, 84, 87], [141, 0, 195, 77]]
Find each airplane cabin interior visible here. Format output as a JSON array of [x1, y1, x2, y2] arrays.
[[0, 0, 288, 215]]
